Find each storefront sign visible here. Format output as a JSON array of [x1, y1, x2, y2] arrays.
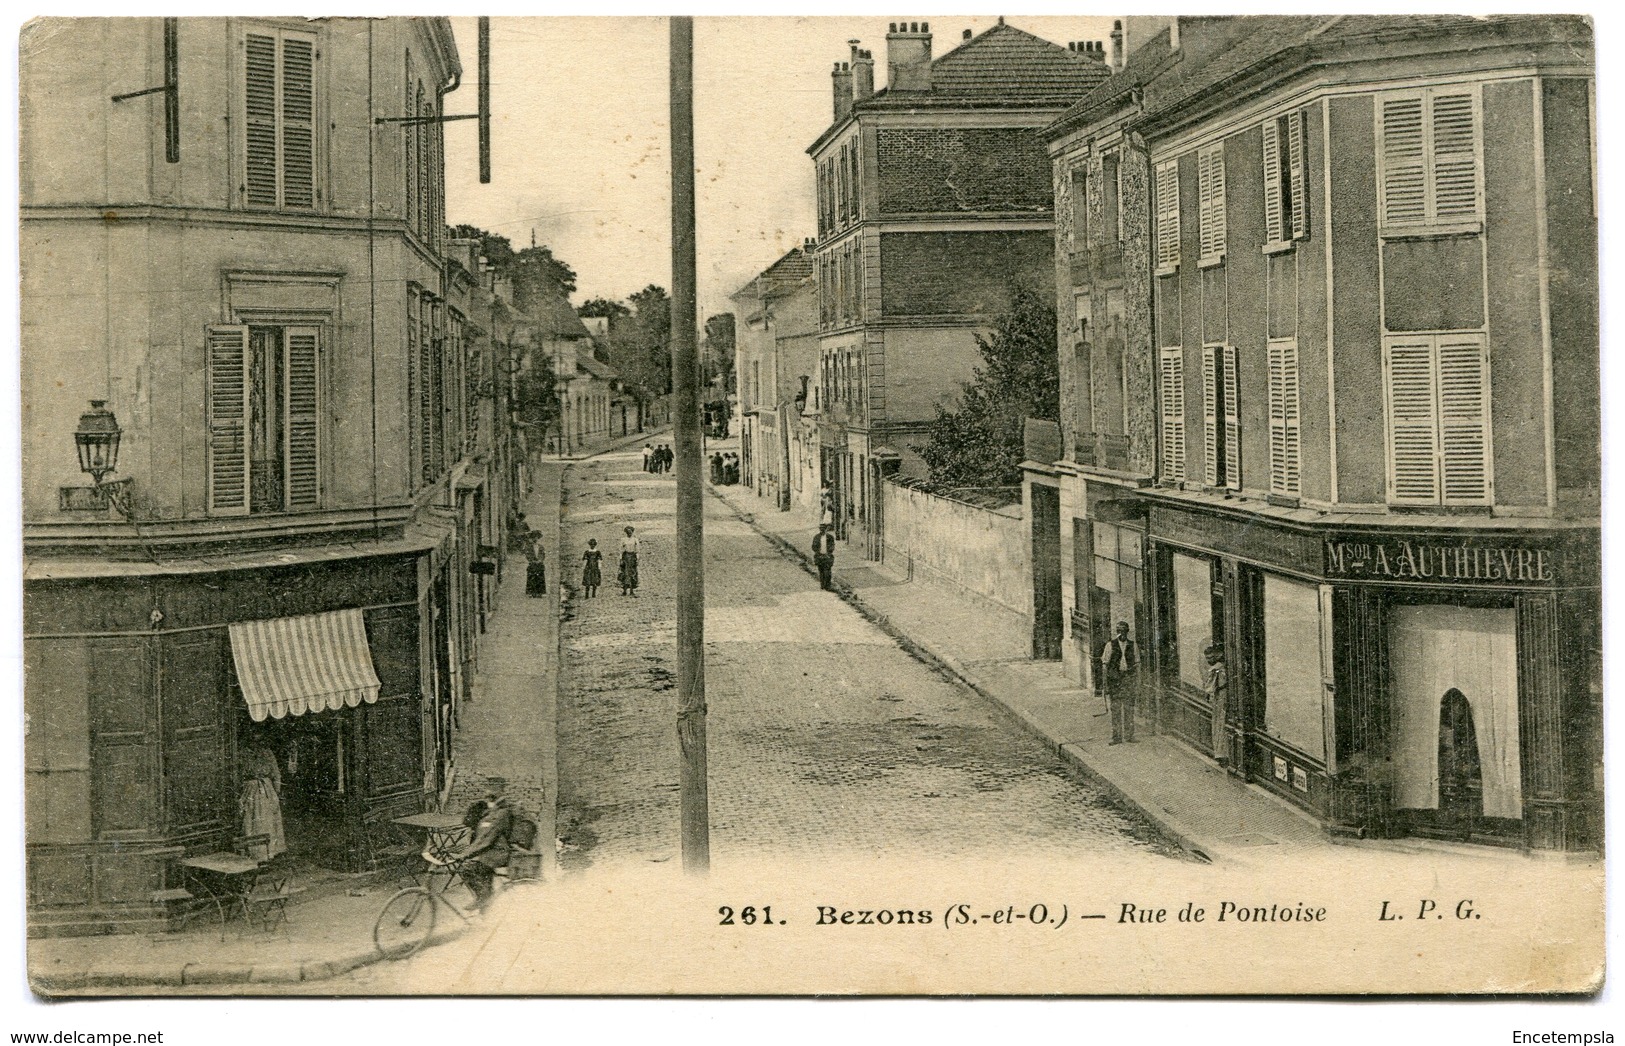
[[1324, 538, 1557, 585]]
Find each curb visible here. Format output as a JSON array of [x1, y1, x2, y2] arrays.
[[710, 486, 1215, 865]]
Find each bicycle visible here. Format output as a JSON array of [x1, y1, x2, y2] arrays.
[[374, 836, 545, 959]]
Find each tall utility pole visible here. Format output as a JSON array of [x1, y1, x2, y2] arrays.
[[670, 15, 709, 873]]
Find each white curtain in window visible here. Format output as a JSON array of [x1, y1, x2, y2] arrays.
[[1173, 553, 1212, 690], [1263, 575, 1325, 759], [1389, 605, 1521, 819]]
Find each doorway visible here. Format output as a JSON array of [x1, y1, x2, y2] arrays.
[[1030, 484, 1063, 660], [237, 709, 354, 868]]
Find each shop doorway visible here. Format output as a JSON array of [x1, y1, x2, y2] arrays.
[[237, 709, 354, 868], [1389, 605, 1521, 841]]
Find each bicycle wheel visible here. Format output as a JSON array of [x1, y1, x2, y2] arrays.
[[374, 887, 436, 959]]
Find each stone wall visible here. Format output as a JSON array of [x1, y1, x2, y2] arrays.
[[881, 479, 1028, 623]]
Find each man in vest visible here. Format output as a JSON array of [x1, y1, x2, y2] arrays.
[[812, 523, 837, 591], [1099, 621, 1139, 744]]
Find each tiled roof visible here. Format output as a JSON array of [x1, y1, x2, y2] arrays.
[[859, 21, 1110, 111], [574, 345, 616, 381], [528, 282, 591, 340], [761, 246, 813, 284]]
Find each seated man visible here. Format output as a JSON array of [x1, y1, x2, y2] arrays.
[[452, 793, 513, 912]]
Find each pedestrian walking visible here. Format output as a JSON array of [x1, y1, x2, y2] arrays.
[[812, 522, 837, 591], [524, 528, 547, 597], [662, 444, 674, 473], [641, 443, 653, 473], [1098, 621, 1139, 744], [581, 538, 603, 598], [618, 526, 640, 597], [710, 452, 724, 485]]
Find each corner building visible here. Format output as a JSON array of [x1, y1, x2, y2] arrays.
[[1036, 16, 1598, 851], [21, 18, 500, 934], [808, 20, 1108, 556]]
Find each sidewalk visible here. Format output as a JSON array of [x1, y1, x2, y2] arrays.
[[708, 480, 1331, 867]]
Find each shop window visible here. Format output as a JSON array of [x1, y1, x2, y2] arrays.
[[1384, 332, 1491, 505], [1262, 575, 1325, 759], [1172, 552, 1215, 690], [1379, 88, 1481, 232], [1198, 143, 1227, 265], [1092, 522, 1144, 636], [207, 323, 322, 515], [1268, 339, 1301, 496], [1263, 110, 1308, 246], [241, 25, 319, 211], [1154, 158, 1180, 273]]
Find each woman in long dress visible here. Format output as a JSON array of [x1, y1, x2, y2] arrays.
[[581, 539, 603, 598], [618, 526, 640, 597], [525, 529, 547, 597], [239, 745, 287, 859]]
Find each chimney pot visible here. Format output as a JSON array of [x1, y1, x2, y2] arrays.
[[889, 22, 897, 32], [921, 21, 928, 31], [962, 28, 972, 40]]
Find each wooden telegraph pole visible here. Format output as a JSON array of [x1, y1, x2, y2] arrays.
[[670, 15, 710, 873]]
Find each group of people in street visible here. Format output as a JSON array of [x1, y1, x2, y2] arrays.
[[511, 512, 639, 600], [709, 452, 740, 485], [641, 443, 673, 473]]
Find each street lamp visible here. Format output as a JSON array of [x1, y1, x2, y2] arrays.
[[72, 400, 135, 518]]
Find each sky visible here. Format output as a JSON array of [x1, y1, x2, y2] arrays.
[[441, 16, 1116, 322]]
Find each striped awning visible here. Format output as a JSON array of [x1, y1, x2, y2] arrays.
[[228, 609, 382, 722]]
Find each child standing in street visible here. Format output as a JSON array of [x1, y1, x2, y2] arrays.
[[581, 539, 603, 598]]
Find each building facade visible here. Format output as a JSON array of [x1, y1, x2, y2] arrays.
[[1035, 15, 1599, 851], [808, 20, 1109, 554], [731, 246, 816, 510], [19, 17, 515, 934]]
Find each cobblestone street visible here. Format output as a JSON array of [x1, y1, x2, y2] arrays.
[[554, 444, 1186, 868]]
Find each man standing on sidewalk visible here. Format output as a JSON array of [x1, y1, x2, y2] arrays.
[[812, 523, 836, 591], [1099, 621, 1139, 744]]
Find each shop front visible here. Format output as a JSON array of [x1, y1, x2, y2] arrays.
[[1138, 498, 1599, 853]]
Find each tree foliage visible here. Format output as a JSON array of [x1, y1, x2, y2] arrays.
[[515, 361, 560, 437], [919, 283, 1059, 488], [449, 224, 578, 307], [702, 313, 736, 395]]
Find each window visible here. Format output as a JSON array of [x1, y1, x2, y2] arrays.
[[1197, 143, 1226, 263], [1102, 152, 1121, 244], [1384, 332, 1491, 504], [1379, 88, 1480, 230], [1069, 166, 1089, 251], [1154, 159, 1180, 272], [1172, 553, 1215, 690], [1262, 575, 1326, 760], [848, 141, 861, 223], [1267, 338, 1301, 496], [1202, 344, 1240, 490], [207, 323, 321, 515], [1159, 346, 1186, 482], [1262, 111, 1308, 245], [242, 26, 318, 210], [1092, 521, 1144, 637]]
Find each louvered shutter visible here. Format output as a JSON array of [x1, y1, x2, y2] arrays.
[[1262, 119, 1284, 243], [1381, 96, 1427, 226], [283, 327, 321, 508], [1160, 347, 1186, 482], [244, 34, 279, 208], [404, 63, 417, 231], [1385, 336, 1440, 503], [417, 85, 430, 239], [1430, 91, 1478, 222], [1202, 345, 1219, 486], [1287, 111, 1308, 239], [1199, 145, 1226, 260], [280, 36, 315, 208], [207, 325, 252, 516], [1437, 333, 1490, 503], [1155, 160, 1180, 270], [1268, 339, 1301, 495], [1223, 344, 1241, 489]]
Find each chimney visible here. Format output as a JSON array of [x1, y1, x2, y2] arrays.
[[803, 237, 817, 252], [886, 21, 933, 93], [962, 28, 972, 41], [832, 61, 853, 121], [1110, 20, 1124, 70], [1169, 16, 1181, 51], [852, 46, 875, 101]]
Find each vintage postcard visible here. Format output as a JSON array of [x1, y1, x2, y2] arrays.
[[15, 12, 1604, 1004]]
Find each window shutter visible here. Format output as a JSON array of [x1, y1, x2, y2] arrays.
[[417, 86, 430, 239], [1223, 344, 1241, 489], [283, 326, 321, 508], [1268, 339, 1301, 495], [1199, 145, 1226, 260], [1287, 110, 1308, 239], [1202, 345, 1219, 486], [1385, 336, 1439, 502], [1430, 91, 1478, 222], [280, 36, 315, 208], [1155, 160, 1180, 270], [1437, 333, 1490, 503], [244, 34, 279, 208], [404, 66, 417, 232], [1262, 118, 1283, 243], [206, 324, 252, 516], [1160, 347, 1186, 482], [1381, 96, 1427, 226]]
